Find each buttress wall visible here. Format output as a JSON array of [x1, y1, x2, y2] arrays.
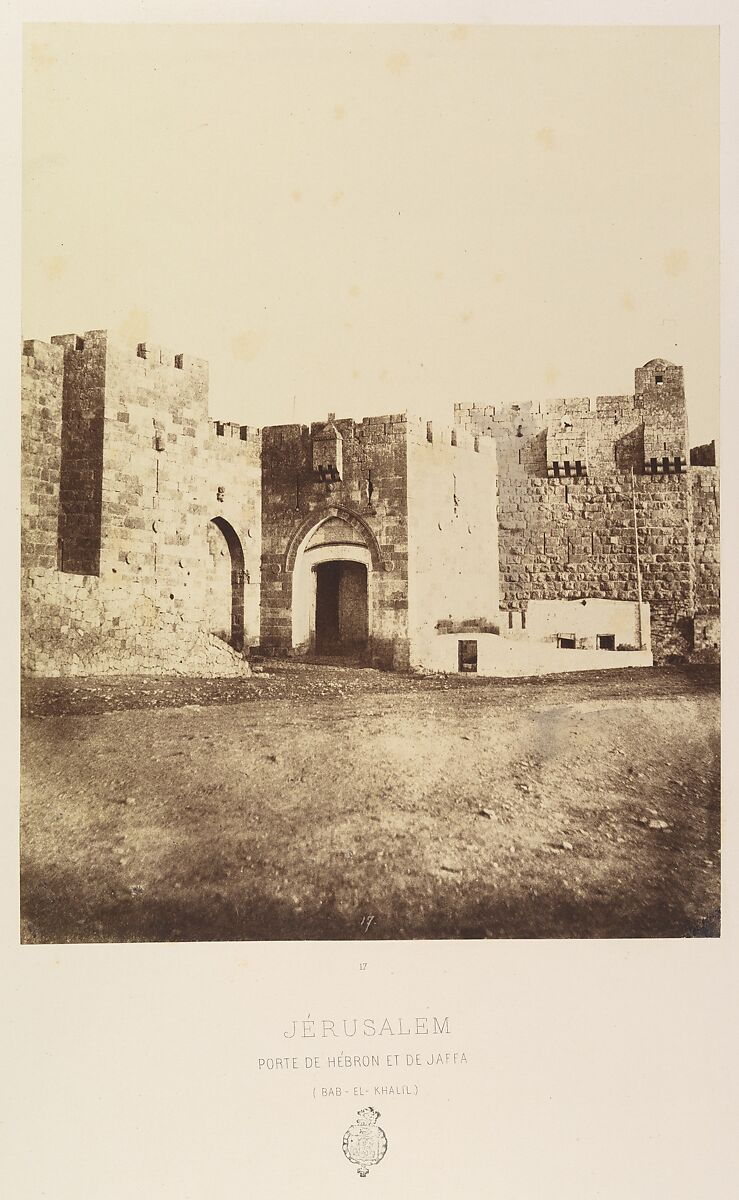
[[406, 420, 499, 668]]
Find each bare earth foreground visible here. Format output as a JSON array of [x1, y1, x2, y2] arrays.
[[21, 663, 720, 942]]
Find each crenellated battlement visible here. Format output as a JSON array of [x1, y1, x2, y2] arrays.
[[20, 334, 718, 672], [212, 420, 261, 444]]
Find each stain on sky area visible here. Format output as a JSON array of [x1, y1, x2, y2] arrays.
[[622, 293, 636, 312], [29, 41, 56, 71], [290, 190, 302, 203], [116, 308, 150, 345], [664, 249, 689, 277], [44, 256, 67, 282], [331, 190, 344, 206], [450, 26, 469, 41], [545, 367, 560, 386], [333, 104, 346, 120], [535, 127, 556, 150], [230, 330, 269, 363], [385, 52, 410, 77]]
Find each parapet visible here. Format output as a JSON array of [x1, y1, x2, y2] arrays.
[[212, 420, 261, 444], [22, 338, 65, 365], [410, 415, 494, 454], [42, 330, 210, 379]]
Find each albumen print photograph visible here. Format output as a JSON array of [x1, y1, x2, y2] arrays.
[[20, 23, 720, 942]]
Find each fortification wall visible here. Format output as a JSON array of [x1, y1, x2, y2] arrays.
[[406, 419, 499, 669], [691, 467, 720, 633], [497, 472, 695, 661], [21, 332, 260, 676], [21, 339, 64, 573], [260, 414, 410, 668]]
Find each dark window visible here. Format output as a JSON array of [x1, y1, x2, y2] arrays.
[[662, 456, 670, 474], [597, 634, 615, 651], [674, 456, 682, 473], [557, 635, 576, 649], [458, 640, 478, 673], [564, 461, 571, 477], [521, 610, 526, 630], [552, 461, 560, 477], [508, 611, 513, 629], [650, 457, 658, 474], [655, 373, 664, 384], [575, 460, 583, 477]]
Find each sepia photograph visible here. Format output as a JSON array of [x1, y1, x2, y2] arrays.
[[20, 21, 720, 944]]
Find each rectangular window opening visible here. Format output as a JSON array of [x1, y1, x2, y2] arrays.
[[674, 456, 682, 474], [557, 635, 576, 649], [575, 460, 582, 477], [650, 457, 658, 474], [662, 456, 670, 474], [508, 611, 513, 630], [597, 634, 616, 651], [458, 639, 478, 673]]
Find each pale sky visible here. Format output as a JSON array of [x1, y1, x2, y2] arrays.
[[23, 23, 719, 445]]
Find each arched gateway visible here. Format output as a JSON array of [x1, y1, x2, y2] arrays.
[[288, 509, 381, 658], [207, 516, 245, 651]]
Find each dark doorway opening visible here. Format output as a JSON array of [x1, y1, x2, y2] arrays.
[[314, 561, 368, 655], [209, 517, 245, 652], [458, 639, 478, 673]]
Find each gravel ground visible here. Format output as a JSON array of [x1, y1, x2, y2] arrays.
[[20, 662, 720, 942]]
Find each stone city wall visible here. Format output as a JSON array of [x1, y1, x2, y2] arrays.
[[21, 332, 259, 676], [496, 472, 695, 661]]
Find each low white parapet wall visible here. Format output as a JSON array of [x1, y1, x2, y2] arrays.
[[411, 631, 653, 677], [521, 598, 650, 652]]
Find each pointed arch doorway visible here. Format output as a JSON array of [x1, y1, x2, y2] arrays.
[[291, 514, 374, 659], [207, 516, 245, 651]]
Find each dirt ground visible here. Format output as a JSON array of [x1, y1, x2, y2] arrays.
[[20, 662, 720, 942]]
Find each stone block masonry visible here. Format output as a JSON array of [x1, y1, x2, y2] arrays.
[[456, 358, 719, 663], [21, 336, 719, 676], [21, 332, 260, 676], [260, 414, 410, 669], [496, 472, 695, 661]]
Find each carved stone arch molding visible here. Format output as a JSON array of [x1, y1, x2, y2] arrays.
[[283, 506, 384, 575]]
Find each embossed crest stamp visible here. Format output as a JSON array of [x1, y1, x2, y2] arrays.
[[342, 1107, 388, 1178]]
